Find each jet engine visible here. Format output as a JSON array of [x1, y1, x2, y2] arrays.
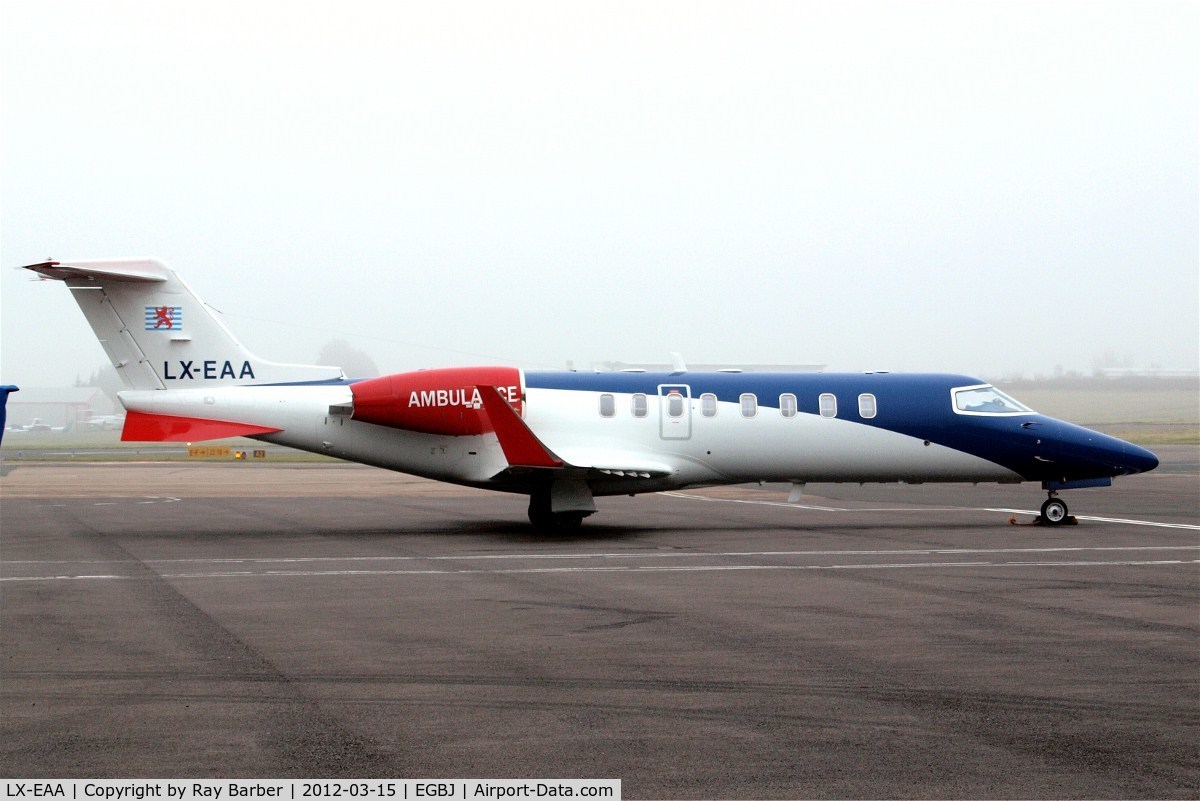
[[348, 366, 524, 436]]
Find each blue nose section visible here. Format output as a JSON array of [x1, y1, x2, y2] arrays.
[[1034, 419, 1161, 481], [1122, 442, 1160, 475]]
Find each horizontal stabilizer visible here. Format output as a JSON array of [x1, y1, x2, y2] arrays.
[[121, 411, 281, 442], [22, 259, 168, 283]]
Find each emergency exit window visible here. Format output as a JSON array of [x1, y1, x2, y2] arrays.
[[667, 392, 685, 417]]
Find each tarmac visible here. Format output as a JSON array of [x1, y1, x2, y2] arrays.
[[1, 447, 1197, 798]]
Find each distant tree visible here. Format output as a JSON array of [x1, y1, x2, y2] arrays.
[[75, 364, 123, 401], [316, 339, 380, 378], [1092, 350, 1135, 377]]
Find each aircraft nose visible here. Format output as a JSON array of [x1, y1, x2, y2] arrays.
[[1031, 420, 1160, 481], [1122, 442, 1159, 475]]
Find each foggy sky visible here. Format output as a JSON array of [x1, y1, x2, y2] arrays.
[[2, 1, 1197, 388]]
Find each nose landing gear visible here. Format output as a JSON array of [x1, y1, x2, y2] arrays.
[[1029, 478, 1106, 526]]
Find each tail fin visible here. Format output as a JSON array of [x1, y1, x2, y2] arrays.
[[0, 385, 17, 445], [24, 259, 344, 390]]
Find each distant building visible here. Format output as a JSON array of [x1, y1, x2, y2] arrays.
[[4, 387, 117, 430]]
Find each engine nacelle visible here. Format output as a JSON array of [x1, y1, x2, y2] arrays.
[[349, 366, 524, 436]]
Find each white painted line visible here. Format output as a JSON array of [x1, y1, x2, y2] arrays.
[[1070, 515, 1198, 530], [663, 491, 1200, 530], [5, 544, 1197, 568], [986, 508, 1200, 529], [1001, 560, 1196, 568], [3, 559, 1197, 582], [662, 492, 847, 512]]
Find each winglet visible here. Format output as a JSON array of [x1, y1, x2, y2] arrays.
[[475, 385, 563, 468]]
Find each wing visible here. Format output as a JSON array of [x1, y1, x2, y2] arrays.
[[475, 385, 674, 481]]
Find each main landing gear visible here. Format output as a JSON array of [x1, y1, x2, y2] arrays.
[[527, 490, 590, 530], [526, 480, 597, 530], [1039, 492, 1070, 525]]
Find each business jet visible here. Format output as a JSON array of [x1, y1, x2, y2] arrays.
[[21, 258, 1159, 528], [7, 417, 68, 433], [85, 414, 126, 431]]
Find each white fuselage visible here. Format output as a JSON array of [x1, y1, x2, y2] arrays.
[[118, 380, 1022, 496]]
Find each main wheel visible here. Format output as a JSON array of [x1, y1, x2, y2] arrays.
[[528, 491, 553, 528], [1040, 497, 1069, 525]]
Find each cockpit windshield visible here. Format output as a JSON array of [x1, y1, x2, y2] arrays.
[[952, 385, 1034, 416]]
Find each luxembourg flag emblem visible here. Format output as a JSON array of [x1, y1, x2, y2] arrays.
[[145, 305, 182, 331]]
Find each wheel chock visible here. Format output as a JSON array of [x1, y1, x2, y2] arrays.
[[1008, 514, 1079, 526]]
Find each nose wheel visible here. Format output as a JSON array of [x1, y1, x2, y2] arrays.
[[1040, 494, 1070, 525]]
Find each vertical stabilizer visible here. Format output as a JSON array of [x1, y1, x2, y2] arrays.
[[23, 259, 344, 390], [0, 385, 18, 445]]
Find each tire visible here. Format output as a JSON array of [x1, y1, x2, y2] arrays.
[[1040, 498, 1069, 525], [528, 491, 552, 528]]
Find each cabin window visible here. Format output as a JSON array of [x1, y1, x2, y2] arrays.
[[599, 393, 615, 417], [740, 393, 757, 417], [780, 393, 797, 418], [858, 393, 877, 419], [700, 393, 718, 417], [952, 385, 1033, 415], [667, 392, 685, 417], [819, 393, 837, 418], [631, 393, 648, 418]]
